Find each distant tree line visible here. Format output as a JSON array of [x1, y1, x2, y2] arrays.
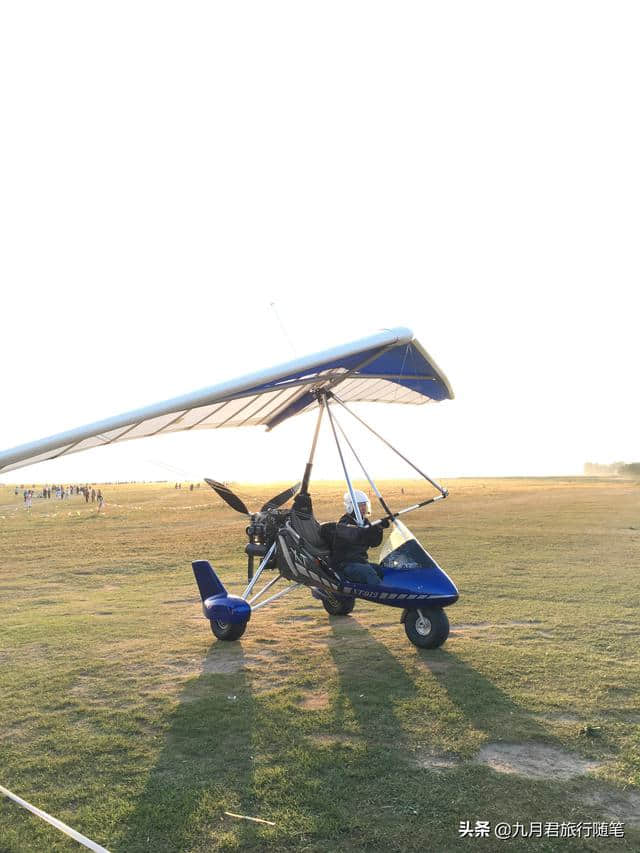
[[584, 461, 640, 476]]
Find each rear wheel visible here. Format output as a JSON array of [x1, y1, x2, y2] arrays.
[[210, 618, 247, 641], [404, 607, 449, 649], [321, 595, 356, 616]]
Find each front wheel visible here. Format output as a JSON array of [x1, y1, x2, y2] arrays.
[[404, 607, 449, 649], [321, 595, 356, 616], [210, 618, 247, 641]]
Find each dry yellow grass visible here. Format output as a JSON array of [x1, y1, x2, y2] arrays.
[[1, 477, 639, 851]]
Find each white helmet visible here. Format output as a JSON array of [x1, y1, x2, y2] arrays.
[[343, 489, 371, 516]]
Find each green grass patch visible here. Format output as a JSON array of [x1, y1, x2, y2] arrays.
[[1, 479, 639, 851]]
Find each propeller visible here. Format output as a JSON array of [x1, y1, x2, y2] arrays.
[[260, 483, 301, 512], [204, 479, 250, 515], [204, 478, 300, 515]]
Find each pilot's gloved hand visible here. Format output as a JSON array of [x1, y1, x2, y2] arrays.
[[293, 492, 313, 513], [378, 517, 390, 529]]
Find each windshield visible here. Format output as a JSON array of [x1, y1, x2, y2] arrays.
[[379, 519, 439, 570]]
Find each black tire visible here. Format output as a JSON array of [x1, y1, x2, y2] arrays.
[[404, 607, 449, 649], [321, 594, 356, 616], [209, 618, 247, 641]]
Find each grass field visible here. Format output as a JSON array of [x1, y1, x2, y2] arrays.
[[1, 478, 639, 852]]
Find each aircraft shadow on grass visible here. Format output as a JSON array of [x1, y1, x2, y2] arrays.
[[114, 644, 256, 853], [323, 619, 612, 840], [327, 617, 554, 747], [423, 649, 555, 742], [114, 620, 603, 853], [412, 648, 626, 836], [114, 622, 425, 852]]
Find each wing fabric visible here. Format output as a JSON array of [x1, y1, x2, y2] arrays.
[[0, 327, 453, 474]]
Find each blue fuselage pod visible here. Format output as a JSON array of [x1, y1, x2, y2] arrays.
[[203, 594, 251, 624], [341, 565, 459, 608]]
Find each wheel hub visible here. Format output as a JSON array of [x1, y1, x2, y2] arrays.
[[415, 612, 432, 636]]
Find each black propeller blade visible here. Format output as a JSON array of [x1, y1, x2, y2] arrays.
[[204, 479, 250, 515], [260, 482, 301, 512]]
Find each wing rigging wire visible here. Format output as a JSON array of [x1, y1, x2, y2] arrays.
[[324, 397, 364, 526], [329, 406, 394, 519], [268, 301, 298, 357], [330, 391, 447, 497]]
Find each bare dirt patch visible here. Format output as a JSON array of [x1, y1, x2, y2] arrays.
[[176, 645, 294, 700], [532, 712, 582, 724], [299, 691, 330, 710], [450, 629, 499, 641], [69, 676, 138, 709], [580, 787, 640, 828], [0, 721, 32, 743], [450, 621, 550, 641], [476, 743, 601, 780], [452, 621, 543, 631], [152, 645, 287, 684], [201, 650, 245, 674], [197, 646, 286, 678], [415, 749, 460, 770], [5, 643, 53, 664], [278, 614, 316, 623]]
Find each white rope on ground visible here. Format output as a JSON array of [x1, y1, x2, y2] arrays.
[[0, 784, 111, 853]]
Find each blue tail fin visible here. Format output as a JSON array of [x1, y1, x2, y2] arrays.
[[192, 560, 227, 601]]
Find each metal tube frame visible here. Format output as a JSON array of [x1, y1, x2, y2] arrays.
[[248, 573, 282, 605], [324, 397, 364, 526], [300, 398, 325, 494], [240, 540, 302, 611], [241, 378, 449, 618], [331, 408, 394, 519], [251, 583, 301, 611], [241, 542, 276, 599], [381, 493, 447, 519]]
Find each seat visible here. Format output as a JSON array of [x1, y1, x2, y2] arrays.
[[288, 507, 331, 559], [276, 510, 342, 590]]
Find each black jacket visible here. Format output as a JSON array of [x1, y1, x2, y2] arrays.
[[320, 513, 383, 569]]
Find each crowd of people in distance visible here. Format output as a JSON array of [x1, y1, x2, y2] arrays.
[[14, 482, 203, 513], [16, 484, 105, 512]]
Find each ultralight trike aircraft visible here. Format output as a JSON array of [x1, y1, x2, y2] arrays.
[[0, 327, 458, 648]]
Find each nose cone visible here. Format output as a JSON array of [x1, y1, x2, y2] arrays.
[[380, 564, 459, 606], [430, 566, 458, 600]]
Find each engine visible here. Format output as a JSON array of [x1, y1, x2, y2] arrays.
[[244, 507, 289, 575]]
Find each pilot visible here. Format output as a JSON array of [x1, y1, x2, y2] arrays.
[[319, 489, 389, 586]]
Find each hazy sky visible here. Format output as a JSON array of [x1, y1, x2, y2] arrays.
[[1, 2, 638, 485]]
